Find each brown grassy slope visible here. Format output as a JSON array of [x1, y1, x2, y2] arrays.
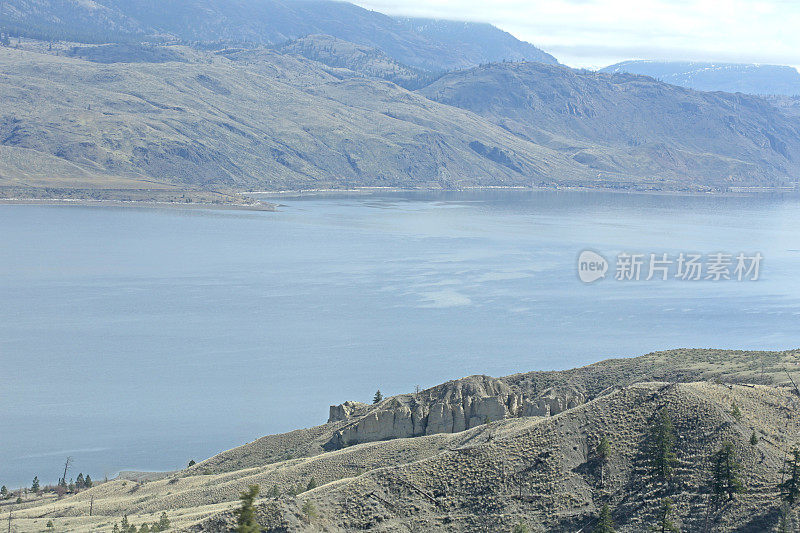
[[189, 348, 800, 476], [0, 45, 598, 198], [419, 62, 800, 188], [199, 382, 800, 532]]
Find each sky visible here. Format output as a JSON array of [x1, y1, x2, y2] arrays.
[[352, 0, 800, 70]]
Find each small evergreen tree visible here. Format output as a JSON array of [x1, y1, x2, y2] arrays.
[[301, 499, 317, 522], [234, 484, 261, 533], [596, 435, 612, 486], [0, 485, 7, 498], [512, 521, 530, 533], [31, 476, 40, 493], [373, 390, 383, 404], [76, 473, 85, 489], [653, 497, 680, 532], [68, 478, 75, 492], [730, 403, 742, 421], [750, 431, 759, 446], [121, 514, 131, 531], [188, 459, 196, 468], [711, 442, 744, 501], [157, 511, 170, 531], [593, 503, 615, 533], [84, 474, 92, 488], [306, 477, 317, 491], [596, 435, 611, 461], [649, 409, 677, 484], [779, 448, 800, 505]]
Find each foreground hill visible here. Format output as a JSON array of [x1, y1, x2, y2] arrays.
[[5, 348, 799, 531], [0, 0, 557, 71], [419, 62, 800, 189], [602, 61, 800, 97]]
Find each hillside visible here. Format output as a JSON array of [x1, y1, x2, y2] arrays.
[[602, 61, 800, 97], [0, 45, 600, 200], [419, 62, 800, 189], [5, 348, 799, 532], [0, 0, 557, 71], [4, 43, 800, 200]]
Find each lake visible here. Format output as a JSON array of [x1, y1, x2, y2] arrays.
[[1, 190, 799, 487]]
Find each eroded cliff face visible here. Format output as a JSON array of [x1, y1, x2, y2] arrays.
[[327, 375, 584, 448]]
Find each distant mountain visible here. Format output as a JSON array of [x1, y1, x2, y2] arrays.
[[419, 62, 800, 188], [0, 0, 557, 71], [602, 60, 800, 96]]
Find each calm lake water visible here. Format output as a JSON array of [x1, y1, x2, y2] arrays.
[[2, 190, 799, 486]]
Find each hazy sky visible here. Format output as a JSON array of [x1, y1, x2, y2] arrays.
[[352, 0, 800, 70]]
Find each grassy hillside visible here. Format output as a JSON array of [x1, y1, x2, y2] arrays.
[[0, 45, 600, 200], [420, 62, 800, 189], [5, 348, 798, 532]]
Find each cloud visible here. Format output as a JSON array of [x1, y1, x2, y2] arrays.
[[352, 0, 800, 69]]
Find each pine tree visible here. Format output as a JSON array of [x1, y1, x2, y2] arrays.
[[373, 390, 383, 404], [31, 476, 39, 493], [306, 477, 317, 491], [234, 484, 261, 533], [653, 497, 680, 532], [84, 474, 92, 488], [512, 522, 530, 533], [649, 409, 677, 484], [188, 459, 196, 467], [596, 435, 612, 486], [76, 473, 85, 489], [750, 431, 759, 446], [121, 514, 130, 531], [0, 486, 7, 498], [301, 499, 317, 522], [779, 448, 800, 505], [730, 403, 742, 421], [157, 511, 170, 531], [711, 442, 744, 501], [593, 503, 615, 533]]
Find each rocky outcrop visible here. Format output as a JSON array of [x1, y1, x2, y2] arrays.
[[326, 376, 585, 448]]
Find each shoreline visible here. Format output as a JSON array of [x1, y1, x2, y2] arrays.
[[0, 197, 277, 211], [1, 184, 798, 212]]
